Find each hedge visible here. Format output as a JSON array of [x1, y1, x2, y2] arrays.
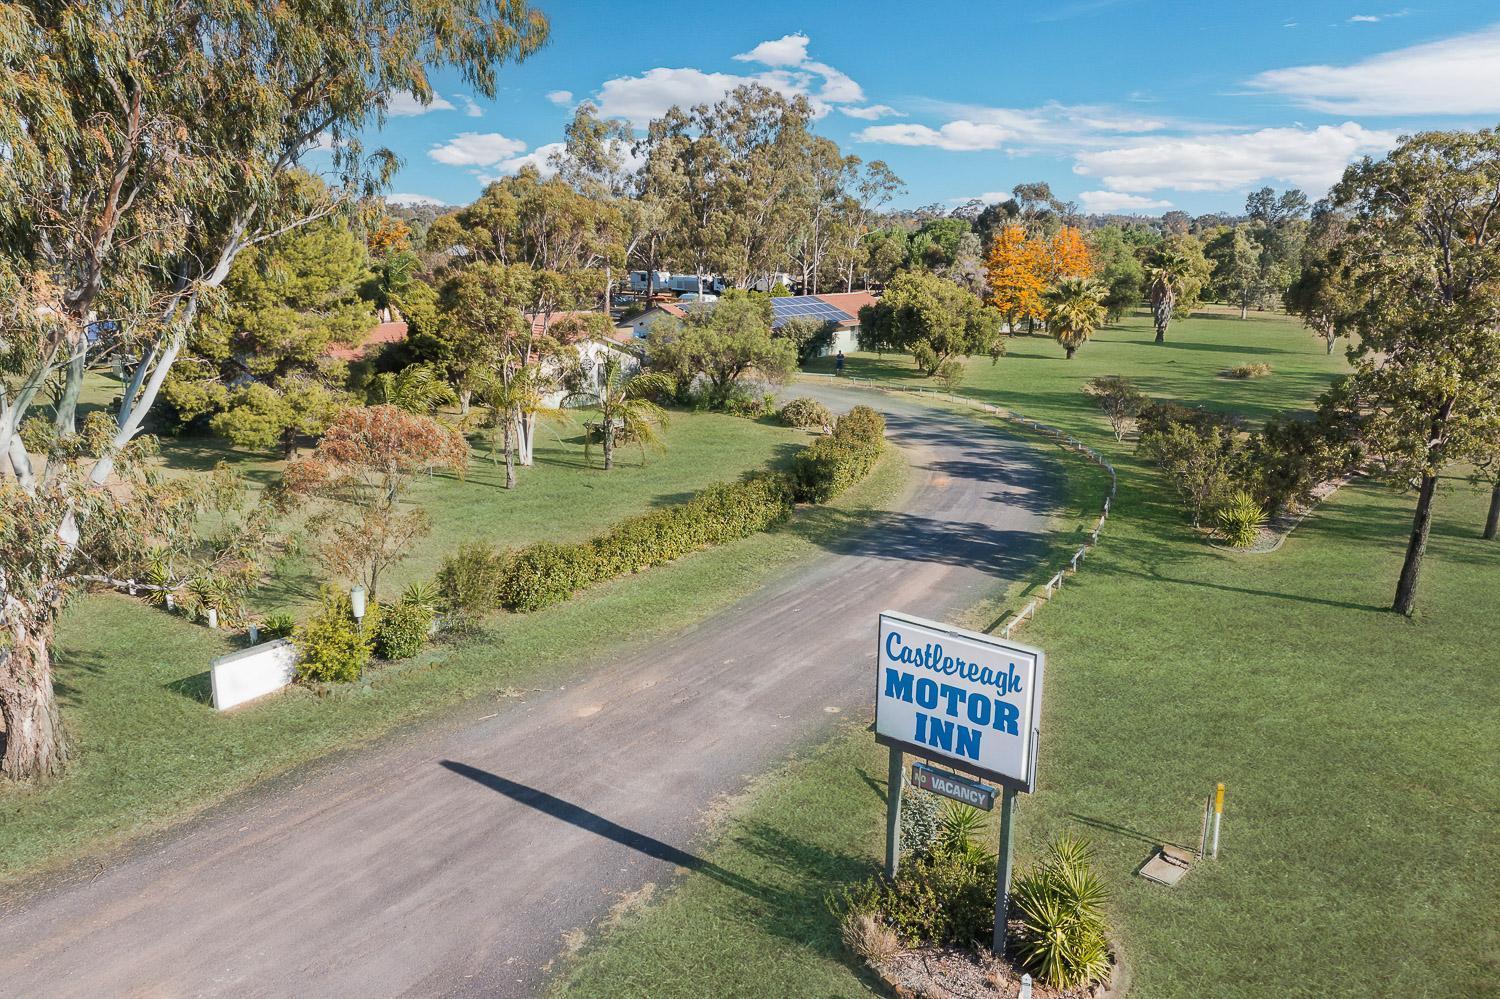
[[498, 472, 797, 612], [791, 405, 886, 503], [451, 406, 885, 615]]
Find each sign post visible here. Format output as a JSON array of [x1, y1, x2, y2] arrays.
[[873, 610, 1045, 957], [885, 746, 903, 879], [993, 786, 1017, 953]]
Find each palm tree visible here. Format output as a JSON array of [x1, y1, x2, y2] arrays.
[[367, 363, 458, 415], [1043, 278, 1107, 359], [1144, 247, 1193, 343], [561, 354, 668, 470]]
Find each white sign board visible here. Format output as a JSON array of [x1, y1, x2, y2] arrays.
[[211, 639, 298, 711], [875, 610, 1044, 793]]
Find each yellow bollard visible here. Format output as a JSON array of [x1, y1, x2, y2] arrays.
[[1211, 783, 1225, 859]]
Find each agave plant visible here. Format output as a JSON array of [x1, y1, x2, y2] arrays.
[[938, 802, 988, 856], [1012, 836, 1113, 990], [1216, 489, 1268, 548]]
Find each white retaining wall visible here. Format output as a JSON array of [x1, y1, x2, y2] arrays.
[[211, 639, 298, 711]]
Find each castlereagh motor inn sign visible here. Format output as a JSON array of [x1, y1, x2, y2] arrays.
[[874, 611, 1045, 792]]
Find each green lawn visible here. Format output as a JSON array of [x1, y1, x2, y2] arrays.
[[0, 430, 911, 884], [555, 308, 1499, 998], [146, 403, 812, 613]]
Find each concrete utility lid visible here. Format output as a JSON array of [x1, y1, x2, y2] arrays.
[[1138, 845, 1195, 887]]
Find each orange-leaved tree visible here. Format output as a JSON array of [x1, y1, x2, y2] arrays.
[[986, 225, 1048, 334], [283, 405, 469, 599], [1046, 226, 1094, 283]]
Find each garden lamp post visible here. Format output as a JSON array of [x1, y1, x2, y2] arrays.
[[350, 585, 367, 635]]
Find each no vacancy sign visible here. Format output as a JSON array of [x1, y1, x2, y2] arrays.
[[875, 610, 1045, 793]]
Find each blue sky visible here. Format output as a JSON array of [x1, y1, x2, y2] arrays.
[[359, 1, 1500, 215]]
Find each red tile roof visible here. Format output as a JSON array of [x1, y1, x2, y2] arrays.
[[813, 291, 878, 322], [326, 321, 408, 362]]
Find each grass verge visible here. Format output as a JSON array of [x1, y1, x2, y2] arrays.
[[0, 446, 911, 884], [552, 309, 1499, 998]]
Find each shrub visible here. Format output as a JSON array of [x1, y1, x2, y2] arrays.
[[1216, 490, 1268, 547], [293, 588, 375, 684], [720, 390, 777, 418], [841, 911, 902, 967], [1222, 362, 1273, 379], [777, 397, 833, 431], [498, 541, 601, 612], [1084, 376, 1146, 441], [835, 405, 886, 447], [790, 405, 886, 503], [1136, 399, 1240, 440], [900, 785, 943, 858], [839, 846, 996, 948], [934, 358, 965, 391], [261, 612, 297, 639], [373, 600, 432, 660], [1139, 421, 1242, 528], [436, 541, 508, 617], [1012, 836, 1113, 990]]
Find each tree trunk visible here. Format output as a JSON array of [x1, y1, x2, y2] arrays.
[[1239, 299, 1248, 320], [0, 610, 66, 781], [1065, 346, 1076, 359], [1484, 481, 1499, 540], [1393, 472, 1439, 616], [1327, 335, 1336, 354], [603, 421, 614, 471], [459, 388, 472, 417], [54, 345, 87, 436], [503, 417, 516, 490]]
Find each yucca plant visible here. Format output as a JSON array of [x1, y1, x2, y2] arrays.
[[1216, 489, 1268, 548], [938, 802, 988, 855], [401, 580, 441, 612], [1011, 835, 1113, 990]]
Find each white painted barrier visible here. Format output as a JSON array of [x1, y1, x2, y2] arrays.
[[211, 639, 298, 711]]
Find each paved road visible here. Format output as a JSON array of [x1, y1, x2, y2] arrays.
[[0, 384, 1060, 998]]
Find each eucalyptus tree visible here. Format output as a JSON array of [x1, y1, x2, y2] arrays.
[[638, 85, 815, 290], [0, 0, 548, 781], [1325, 128, 1500, 614]]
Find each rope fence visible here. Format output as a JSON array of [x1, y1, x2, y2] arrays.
[[801, 372, 1118, 641]]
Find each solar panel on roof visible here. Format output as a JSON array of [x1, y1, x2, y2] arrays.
[[770, 296, 854, 327]]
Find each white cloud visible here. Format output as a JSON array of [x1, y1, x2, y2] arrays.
[[1347, 9, 1409, 23], [1250, 24, 1500, 114], [855, 121, 1012, 151], [384, 193, 448, 207], [455, 94, 484, 118], [1073, 122, 1398, 194], [478, 142, 566, 182], [596, 66, 821, 125], [839, 104, 902, 121], [804, 61, 864, 104], [596, 35, 871, 125], [733, 33, 810, 67], [388, 91, 456, 116], [1078, 190, 1173, 214], [428, 131, 528, 167], [546, 90, 574, 107]]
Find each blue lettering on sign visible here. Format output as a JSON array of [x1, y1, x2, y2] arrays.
[[914, 710, 983, 761], [884, 631, 1024, 696]]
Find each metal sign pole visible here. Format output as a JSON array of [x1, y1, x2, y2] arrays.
[[885, 746, 904, 879], [992, 786, 1018, 955]]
